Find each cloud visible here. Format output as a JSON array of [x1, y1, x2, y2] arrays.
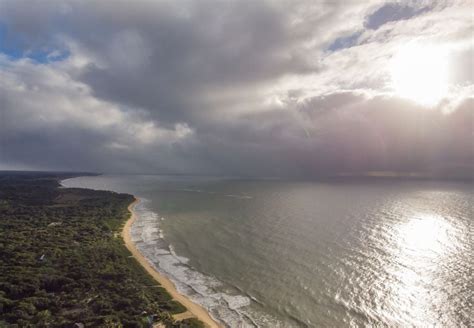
[[0, 0, 472, 177]]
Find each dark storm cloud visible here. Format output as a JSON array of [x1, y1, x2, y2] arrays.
[[0, 0, 472, 177], [75, 1, 318, 126], [2, 0, 317, 122]]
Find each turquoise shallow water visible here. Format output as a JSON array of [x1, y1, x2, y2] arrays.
[[63, 175, 473, 327]]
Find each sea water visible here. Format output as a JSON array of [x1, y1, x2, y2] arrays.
[[63, 175, 473, 327]]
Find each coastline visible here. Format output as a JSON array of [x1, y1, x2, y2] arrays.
[[122, 198, 222, 328]]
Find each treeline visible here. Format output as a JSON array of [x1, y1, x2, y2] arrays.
[[0, 172, 203, 328]]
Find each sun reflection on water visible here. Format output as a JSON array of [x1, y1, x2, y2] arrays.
[[398, 213, 452, 255], [386, 213, 456, 326]]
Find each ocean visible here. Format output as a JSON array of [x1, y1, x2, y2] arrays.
[[62, 175, 473, 327]]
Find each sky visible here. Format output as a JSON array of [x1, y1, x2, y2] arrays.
[[0, 0, 472, 178]]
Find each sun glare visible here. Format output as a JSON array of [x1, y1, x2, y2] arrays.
[[390, 44, 449, 106]]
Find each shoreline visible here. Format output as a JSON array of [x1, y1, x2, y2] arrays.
[[122, 198, 222, 328]]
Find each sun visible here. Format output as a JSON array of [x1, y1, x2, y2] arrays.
[[390, 43, 449, 106]]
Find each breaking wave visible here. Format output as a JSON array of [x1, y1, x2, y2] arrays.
[[130, 199, 280, 328]]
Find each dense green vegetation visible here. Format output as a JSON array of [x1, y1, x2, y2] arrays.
[[0, 172, 203, 328]]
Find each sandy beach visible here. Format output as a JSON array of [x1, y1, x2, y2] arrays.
[[122, 198, 222, 328]]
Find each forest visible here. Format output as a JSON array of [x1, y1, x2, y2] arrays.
[[0, 171, 203, 328]]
